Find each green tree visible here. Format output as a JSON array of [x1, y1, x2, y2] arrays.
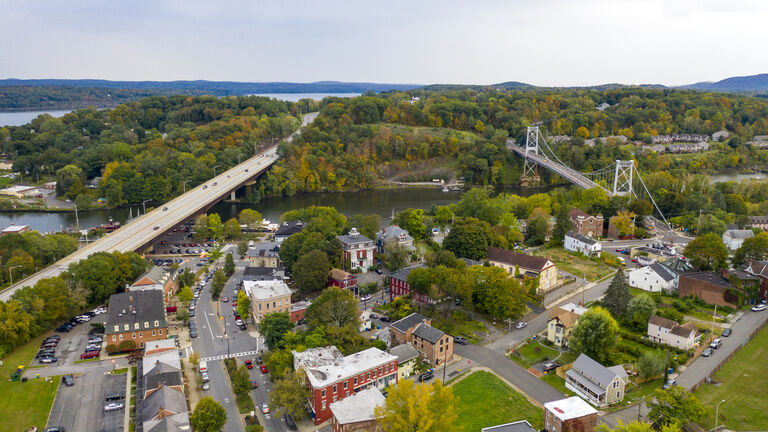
[[176, 308, 189, 324], [293, 250, 330, 293], [208, 213, 224, 241], [647, 386, 706, 428], [684, 232, 728, 271], [270, 368, 311, 420], [238, 208, 262, 231], [381, 243, 409, 271], [190, 397, 227, 432], [603, 270, 632, 318], [55, 164, 85, 198], [434, 205, 454, 227], [211, 269, 227, 300], [733, 232, 768, 267], [231, 364, 251, 396], [306, 286, 359, 330], [375, 379, 460, 432], [526, 209, 550, 246], [347, 214, 381, 240], [443, 217, 494, 260], [636, 351, 665, 380], [178, 285, 194, 303], [626, 294, 655, 331], [0, 300, 35, 357], [193, 215, 211, 242], [224, 218, 241, 240], [263, 348, 294, 380], [468, 265, 527, 318], [596, 420, 682, 432], [549, 208, 573, 247], [236, 290, 251, 322], [260, 312, 294, 350], [426, 249, 458, 268], [237, 241, 249, 256], [570, 306, 619, 364], [224, 253, 235, 275]]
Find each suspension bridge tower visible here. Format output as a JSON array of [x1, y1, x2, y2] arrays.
[[612, 160, 635, 196], [521, 126, 541, 187]]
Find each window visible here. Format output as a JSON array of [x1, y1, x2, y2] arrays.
[[258, 304, 262, 310], [378, 367, 382, 375], [343, 382, 348, 389], [152, 330, 156, 336], [333, 385, 337, 394], [154, 320, 159, 327], [272, 302, 276, 308], [124, 324, 129, 331], [266, 303, 269, 310], [333, 396, 337, 402], [613, 381, 619, 388], [322, 389, 326, 397], [134, 323, 139, 330], [322, 401, 326, 410], [366, 372, 370, 380], [354, 377, 358, 385], [113, 325, 119, 332], [112, 335, 116, 342], [144, 321, 149, 328], [139, 332, 143, 338], [159, 329, 163, 335], [440, 347, 443, 352], [118, 334, 123, 341]]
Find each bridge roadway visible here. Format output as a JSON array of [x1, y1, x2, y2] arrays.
[[506, 140, 608, 192], [0, 112, 317, 301]]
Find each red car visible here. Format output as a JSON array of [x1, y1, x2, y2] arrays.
[[80, 351, 99, 359], [260, 365, 268, 374], [244, 359, 253, 369]]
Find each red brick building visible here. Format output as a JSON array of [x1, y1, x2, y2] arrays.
[[388, 264, 430, 304], [328, 268, 358, 296], [293, 346, 397, 425], [105, 291, 168, 350], [678, 272, 738, 308], [290, 300, 310, 323], [568, 209, 604, 238], [544, 397, 598, 432]]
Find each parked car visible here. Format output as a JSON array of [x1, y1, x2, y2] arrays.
[[418, 371, 434, 382], [245, 359, 253, 369], [62, 375, 74, 387], [39, 356, 58, 364], [190, 328, 198, 338], [722, 328, 732, 337], [260, 365, 268, 374], [43, 427, 66, 432], [201, 371, 209, 383], [105, 393, 124, 402], [80, 351, 99, 359], [104, 402, 124, 412], [255, 357, 263, 365], [36, 349, 56, 358], [710, 338, 722, 349], [454, 336, 468, 345], [221, 296, 229, 302], [45, 335, 61, 342], [360, 295, 372, 302], [251, 380, 258, 389], [752, 304, 766, 312], [261, 403, 270, 414], [88, 336, 103, 344], [515, 322, 528, 329], [379, 316, 391, 322], [663, 378, 677, 389], [202, 382, 210, 391], [543, 362, 559, 373], [701, 347, 713, 357]]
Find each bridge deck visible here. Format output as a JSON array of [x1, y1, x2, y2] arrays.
[[506, 140, 608, 193]]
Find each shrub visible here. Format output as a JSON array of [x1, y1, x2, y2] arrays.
[[655, 307, 684, 323], [106, 344, 119, 354], [118, 340, 137, 352]]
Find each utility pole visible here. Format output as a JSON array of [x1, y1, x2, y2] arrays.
[[715, 399, 726, 431], [697, 209, 703, 234], [442, 343, 448, 383], [712, 305, 717, 335], [142, 199, 150, 214]]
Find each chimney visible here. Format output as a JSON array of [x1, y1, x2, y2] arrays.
[[129, 296, 133, 302], [158, 406, 165, 419]]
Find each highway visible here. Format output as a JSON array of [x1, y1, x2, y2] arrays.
[[0, 112, 317, 302]]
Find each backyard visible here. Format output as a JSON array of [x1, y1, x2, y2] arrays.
[[508, 339, 576, 368], [694, 322, 768, 430], [531, 247, 615, 281], [452, 370, 544, 431], [0, 333, 61, 431]]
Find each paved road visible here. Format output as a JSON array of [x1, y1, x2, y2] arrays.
[[0, 112, 317, 301], [676, 308, 768, 390]]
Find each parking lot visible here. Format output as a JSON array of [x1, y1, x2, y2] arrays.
[[33, 319, 105, 368], [100, 373, 128, 432]]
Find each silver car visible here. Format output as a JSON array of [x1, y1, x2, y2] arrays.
[[104, 402, 124, 412]]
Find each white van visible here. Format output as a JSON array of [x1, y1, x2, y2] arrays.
[[199, 360, 207, 373]]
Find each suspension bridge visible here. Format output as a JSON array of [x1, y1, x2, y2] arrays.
[[506, 125, 671, 227]]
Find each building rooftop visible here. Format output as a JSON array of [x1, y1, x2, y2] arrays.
[[1, 224, 29, 234], [482, 420, 536, 432], [329, 268, 352, 281], [242, 266, 279, 281], [0, 185, 38, 193], [275, 220, 305, 237], [242, 279, 291, 301], [487, 246, 552, 271], [637, 262, 676, 283], [144, 363, 183, 391], [566, 231, 599, 245], [724, 229, 755, 240], [377, 225, 415, 248], [389, 264, 426, 282], [337, 227, 373, 245], [143, 340, 181, 373], [143, 412, 190, 432], [571, 353, 625, 389], [389, 312, 430, 333], [105, 291, 167, 335], [329, 387, 385, 425], [293, 346, 396, 388], [389, 344, 419, 363], [139, 386, 187, 423], [544, 397, 597, 421], [412, 322, 446, 344], [133, 266, 169, 286], [245, 241, 280, 257], [679, 271, 734, 289]]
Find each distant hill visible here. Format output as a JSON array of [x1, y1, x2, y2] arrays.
[[680, 73, 768, 92]]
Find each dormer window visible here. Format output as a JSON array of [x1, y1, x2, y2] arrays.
[[154, 320, 160, 327], [144, 321, 149, 328], [124, 324, 129, 331], [134, 323, 139, 330], [114, 325, 119, 332]]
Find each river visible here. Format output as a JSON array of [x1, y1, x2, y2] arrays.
[[0, 186, 549, 234]]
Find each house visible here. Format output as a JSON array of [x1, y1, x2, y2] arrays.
[[390, 344, 419, 379], [749, 216, 768, 231], [745, 260, 768, 298], [543, 397, 598, 432], [568, 209, 604, 238], [242, 266, 280, 282], [565, 353, 627, 407], [723, 229, 754, 251], [139, 385, 187, 428], [487, 246, 558, 292], [0, 185, 40, 198], [678, 272, 738, 308], [328, 268, 359, 296], [411, 323, 454, 366], [242, 279, 292, 322], [712, 130, 730, 141], [338, 228, 375, 272], [547, 303, 587, 348], [376, 225, 415, 253], [274, 220, 305, 243], [105, 291, 168, 350], [142, 362, 183, 399], [290, 300, 310, 323], [628, 263, 676, 293], [483, 421, 537, 432], [129, 266, 178, 302], [1, 224, 30, 236], [388, 264, 430, 303], [244, 241, 280, 267], [666, 142, 710, 153], [647, 315, 701, 350], [138, 340, 189, 432], [330, 388, 385, 432], [564, 231, 601, 257], [142, 339, 181, 372], [293, 346, 397, 425], [389, 313, 431, 346]]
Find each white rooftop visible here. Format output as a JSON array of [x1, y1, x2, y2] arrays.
[[559, 303, 588, 316], [1, 185, 37, 193], [293, 346, 397, 388], [544, 396, 597, 420], [243, 279, 291, 301], [1, 224, 29, 233], [142, 339, 180, 375], [329, 387, 385, 424]]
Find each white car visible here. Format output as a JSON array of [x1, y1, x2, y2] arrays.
[[261, 403, 270, 414], [515, 322, 528, 329], [104, 402, 124, 412], [360, 295, 372, 302], [752, 304, 766, 312]]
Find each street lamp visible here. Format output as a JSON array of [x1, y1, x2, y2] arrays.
[[224, 328, 231, 358], [237, 154, 243, 164], [8, 265, 21, 284], [213, 165, 221, 177], [142, 199, 151, 214], [182, 180, 191, 193], [715, 399, 726, 430]]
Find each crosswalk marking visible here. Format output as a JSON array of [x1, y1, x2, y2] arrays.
[[201, 350, 260, 362]]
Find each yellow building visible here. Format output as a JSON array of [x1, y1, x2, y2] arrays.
[[390, 344, 419, 380], [546, 303, 587, 348], [487, 246, 559, 292], [243, 280, 292, 322]]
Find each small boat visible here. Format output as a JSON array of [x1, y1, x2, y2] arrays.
[[442, 186, 450, 192], [91, 217, 121, 231]]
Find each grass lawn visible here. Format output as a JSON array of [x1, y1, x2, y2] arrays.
[[694, 323, 768, 430], [452, 371, 544, 431], [430, 314, 486, 343], [0, 333, 62, 431], [236, 393, 255, 414], [509, 340, 560, 368], [541, 374, 576, 397], [531, 247, 614, 281]]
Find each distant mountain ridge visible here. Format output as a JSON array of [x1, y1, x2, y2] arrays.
[[679, 73, 768, 92]]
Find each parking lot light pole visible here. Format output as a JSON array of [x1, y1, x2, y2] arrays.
[[715, 399, 726, 430], [213, 165, 221, 177], [182, 180, 191, 193], [142, 199, 150, 214]]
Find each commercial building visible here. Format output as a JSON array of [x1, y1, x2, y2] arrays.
[[330, 388, 385, 432], [647, 315, 700, 350], [105, 290, 168, 350], [129, 266, 178, 302], [243, 279, 292, 322], [543, 397, 598, 432], [568, 209, 604, 238], [722, 229, 754, 251], [293, 346, 397, 425], [487, 246, 558, 292], [565, 354, 627, 407], [0, 185, 40, 198], [678, 272, 738, 308], [1, 224, 30, 236], [244, 241, 280, 268], [338, 228, 375, 272], [564, 231, 601, 257]]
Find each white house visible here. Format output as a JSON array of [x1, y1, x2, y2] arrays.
[[628, 263, 675, 293], [647, 315, 700, 350], [564, 231, 601, 257], [722, 229, 754, 251]]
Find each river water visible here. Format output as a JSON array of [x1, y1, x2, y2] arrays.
[[0, 186, 550, 234]]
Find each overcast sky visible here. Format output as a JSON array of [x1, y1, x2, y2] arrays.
[[1, 0, 767, 87]]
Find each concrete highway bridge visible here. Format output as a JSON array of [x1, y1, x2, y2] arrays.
[[0, 113, 317, 301]]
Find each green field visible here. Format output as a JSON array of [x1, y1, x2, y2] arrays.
[[0, 333, 61, 431], [452, 370, 543, 431], [694, 323, 768, 430], [509, 340, 560, 368], [532, 247, 615, 281]]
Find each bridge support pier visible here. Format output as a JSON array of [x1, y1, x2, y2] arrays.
[[230, 191, 237, 201]]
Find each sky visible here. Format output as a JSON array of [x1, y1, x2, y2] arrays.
[[1, 0, 767, 87]]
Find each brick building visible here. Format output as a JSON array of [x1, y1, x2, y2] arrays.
[[389, 313, 431, 346], [388, 264, 430, 304], [337, 228, 375, 272], [678, 272, 738, 308], [568, 209, 604, 238], [543, 396, 597, 432], [293, 346, 397, 425], [105, 290, 168, 350], [389, 313, 453, 366], [243, 279, 292, 322], [330, 388, 385, 432], [128, 266, 178, 302]]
